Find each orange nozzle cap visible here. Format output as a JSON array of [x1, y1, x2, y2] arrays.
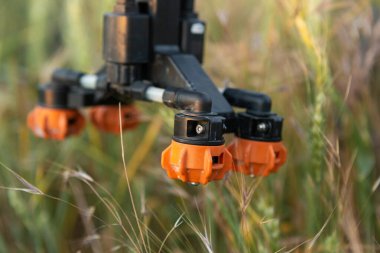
[[89, 105, 140, 134], [161, 140, 233, 185], [27, 106, 85, 140], [227, 138, 287, 176]]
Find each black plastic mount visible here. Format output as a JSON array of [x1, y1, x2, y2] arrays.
[[222, 88, 283, 142], [236, 112, 283, 142], [173, 113, 225, 146], [38, 68, 125, 109], [35, 0, 284, 146]]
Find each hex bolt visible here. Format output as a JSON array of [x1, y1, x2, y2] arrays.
[[196, 124, 205, 134]]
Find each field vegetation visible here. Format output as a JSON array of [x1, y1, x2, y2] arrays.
[[0, 0, 379, 252]]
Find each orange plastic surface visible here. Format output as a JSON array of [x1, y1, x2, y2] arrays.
[[161, 140, 234, 184], [227, 138, 287, 176], [89, 105, 139, 134], [27, 106, 85, 140]]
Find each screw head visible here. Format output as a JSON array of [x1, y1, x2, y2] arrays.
[[257, 122, 270, 134], [191, 23, 205, 34], [196, 124, 205, 134]]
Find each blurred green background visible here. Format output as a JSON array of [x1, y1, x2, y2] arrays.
[[0, 0, 379, 252]]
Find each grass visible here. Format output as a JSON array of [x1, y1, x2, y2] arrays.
[[0, 0, 380, 252]]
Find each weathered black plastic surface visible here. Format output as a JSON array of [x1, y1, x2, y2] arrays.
[[236, 112, 283, 142], [223, 88, 272, 113], [103, 12, 150, 64], [173, 113, 225, 146], [163, 88, 212, 113], [152, 55, 234, 115]]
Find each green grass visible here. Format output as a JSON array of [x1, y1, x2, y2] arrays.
[[0, 0, 379, 252]]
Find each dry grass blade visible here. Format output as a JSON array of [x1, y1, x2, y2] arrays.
[[71, 180, 102, 253], [68, 167, 164, 252], [307, 207, 336, 250], [195, 199, 212, 246], [158, 213, 184, 253], [0, 186, 43, 195], [80, 175, 142, 251], [184, 216, 214, 253], [69, 169, 95, 183], [0, 162, 132, 243], [115, 113, 163, 196], [278, 239, 312, 253], [58, 164, 143, 251], [372, 176, 380, 193], [0, 162, 43, 195], [118, 103, 149, 253]]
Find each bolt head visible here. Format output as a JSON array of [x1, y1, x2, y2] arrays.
[[196, 124, 205, 134], [257, 122, 270, 134], [191, 23, 205, 34]]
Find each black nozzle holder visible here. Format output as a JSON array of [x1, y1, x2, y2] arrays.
[[173, 113, 225, 146], [52, 69, 84, 86], [163, 88, 212, 113], [38, 81, 99, 109], [38, 82, 71, 109], [223, 88, 272, 114], [236, 112, 283, 142]]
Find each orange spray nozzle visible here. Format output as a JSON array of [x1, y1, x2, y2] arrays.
[[89, 105, 140, 134], [227, 138, 287, 176], [27, 106, 85, 140], [161, 140, 234, 185]]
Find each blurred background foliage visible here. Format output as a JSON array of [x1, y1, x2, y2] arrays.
[[0, 0, 379, 252]]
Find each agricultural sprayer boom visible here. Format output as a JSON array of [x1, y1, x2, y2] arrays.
[[27, 0, 287, 184]]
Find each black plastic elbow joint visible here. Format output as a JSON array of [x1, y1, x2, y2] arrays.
[[163, 88, 212, 113], [223, 88, 272, 114]]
